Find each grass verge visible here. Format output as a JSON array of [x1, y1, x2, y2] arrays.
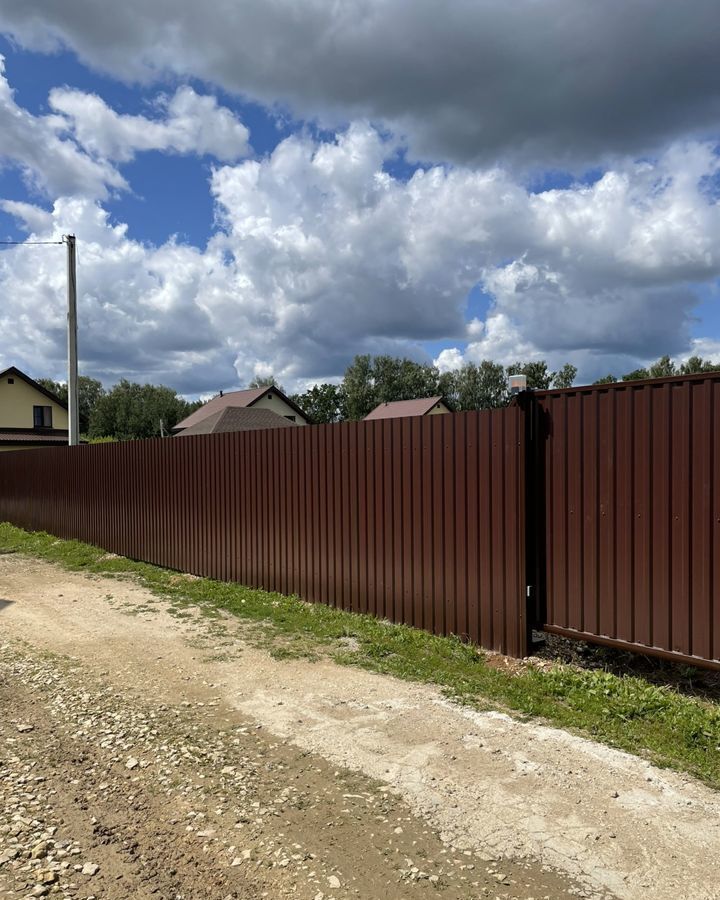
[[1, 522, 719, 789]]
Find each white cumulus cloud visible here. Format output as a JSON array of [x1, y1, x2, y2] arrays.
[[0, 55, 126, 199], [0, 53, 251, 203], [48, 85, 250, 163], [1, 97, 719, 391]]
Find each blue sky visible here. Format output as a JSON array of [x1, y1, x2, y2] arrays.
[[0, 3, 719, 395], [0, 35, 290, 247]]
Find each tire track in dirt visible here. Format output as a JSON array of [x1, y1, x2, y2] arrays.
[[0, 639, 579, 900], [4, 553, 716, 899]]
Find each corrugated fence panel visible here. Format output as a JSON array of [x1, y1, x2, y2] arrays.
[[0, 408, 527, 657], [534, 374, 720, 668]]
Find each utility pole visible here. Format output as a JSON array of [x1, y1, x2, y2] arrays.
[[64, 234, 79, 446]]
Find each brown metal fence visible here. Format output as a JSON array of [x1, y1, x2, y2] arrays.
[[3, 372, 719, 668], [0, 409, 528, 657], [530, 374, 720, 669]]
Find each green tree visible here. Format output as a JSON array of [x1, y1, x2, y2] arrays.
[[371, 356, 439, 405], [553, 363, 578, 389], [439, 361, 507, 411], [89, 380, 196, 440], [622, 367, 650, 381], [342, 354, 443, 420], [622, 354, 720, 381], [37, 377, 65, 400], [679, 355, 720, 374], [248, 375, 284, 391], [506, 361, 554, 391], [680, 356, 706, 375], [623, 355, 676, 381], [38, 375, 105, 435], [593, 374, 617, 385], [342, 355, 377, 420], [506, 360, 578, 391], [647, 355, 676, 378], [291, 383, 346, 424]]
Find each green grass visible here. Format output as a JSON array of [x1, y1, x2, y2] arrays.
[[2, 521, 719, 788]]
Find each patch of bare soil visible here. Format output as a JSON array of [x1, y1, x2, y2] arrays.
[[0, 563, 580, 900], [0, 644, 581, 900], [1, 554, 719, 900], [0, 659, 277, 900]]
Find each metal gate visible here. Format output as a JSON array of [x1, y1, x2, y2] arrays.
[[528, 374, 720, 670]]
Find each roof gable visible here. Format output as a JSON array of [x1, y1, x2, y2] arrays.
[[0, 366, 68, 409], [174, 385, 309, 430]]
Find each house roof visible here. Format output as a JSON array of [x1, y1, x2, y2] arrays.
[[0, 429, 69, 446], [364, 396, 446, 421], [0, 366, 68, 409], [174, 386, 308, 431], [175, 406, 296, 436]]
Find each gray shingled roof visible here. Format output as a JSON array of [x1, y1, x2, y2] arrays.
[[174, 385, 309, 431], [175, 406, 296, 436], [174, 387, 269, 430]]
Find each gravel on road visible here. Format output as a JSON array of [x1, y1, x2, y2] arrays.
[[2, 553, 719, 899]]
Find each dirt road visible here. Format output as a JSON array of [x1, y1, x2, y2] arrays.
[[1, 553, 718, 900]]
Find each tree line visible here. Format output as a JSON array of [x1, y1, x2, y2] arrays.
[[39, 352, 719, 438], [286, 356, 578, 423], [38, 377, 202, 441], [592, 354, 720, 384]]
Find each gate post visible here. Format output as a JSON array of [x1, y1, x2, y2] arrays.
[[514, 390, 546, 654]]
